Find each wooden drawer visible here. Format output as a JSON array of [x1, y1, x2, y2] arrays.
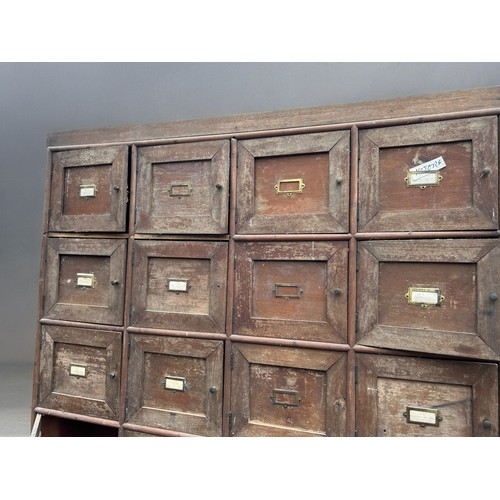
[[356, 354, 498, 437], [43, 238, 127, 326], [233, 241, 348, 343], [357, 239, 500, 360], [126, 334, 224, 436], [358, 117, 498, 232], [135, 141, 229, 234], [230, 343, 347, 436], [48, 146, 129, 232], [130, 240, 228, 333], [236, 131, 350, 234], [38, 325, 122, 421]]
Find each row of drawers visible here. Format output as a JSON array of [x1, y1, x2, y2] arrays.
[[42, 236, 500, 360], [37, 325, 498, 437], [47, 116, 499, 234]]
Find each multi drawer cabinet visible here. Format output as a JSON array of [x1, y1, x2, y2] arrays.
[[32, 86, 500, 437]]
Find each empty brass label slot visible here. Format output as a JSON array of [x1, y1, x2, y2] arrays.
[[79, 184, 97, 198], [274, 178, 305, 196], [273, 283, 303, 299], [405, 287, 444, 308], [168, 183, 192, 196], [271, 389, 301, 408]]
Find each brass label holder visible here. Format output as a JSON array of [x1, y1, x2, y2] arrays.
[[405, 171, 443, 189], [168, 183, 192, 197], [274, 178, 305, 196], [76, 273, 95, 288], [163, 376, 187, 392], [69, 363, 88, 378], [271, 389, 301, 408], [273, 283, 303, 300], [405, 287, 445, 308], [403, 406, 442, 427], [79, 184, 97, 198], [167, 278, 190, 293]]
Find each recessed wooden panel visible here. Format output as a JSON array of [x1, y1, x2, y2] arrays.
[[126, 334, 223, 436], [236, 131, 350, 234], [44, 238, 127, 325], [38, 325, 121, 421], [130, 240, 227, 333], [356, 354, 498, 437], [357, 239, 500, 360], [48, 146, 129, 232], [358, 116, 498, 232], [233, 241, 348, 343], [230, 343, 347, 436], [135, 141, 229, 234]]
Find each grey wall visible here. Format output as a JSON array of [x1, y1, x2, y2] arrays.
[[1, 62, 500, 364]]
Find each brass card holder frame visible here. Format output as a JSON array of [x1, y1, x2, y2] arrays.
[[404, 170, 443, 189], [167, 278, 191, 293], [273, 283, 303, 300], [163, 375, 188, 392], [403, 406, 442, 427], [274, 178, 305, 196], [405, 287, 445, 308], [69, 363, 88, 378], [76, 273, 96, 288], [271, 389, 301, 408], [167, 183, 192, 197], [79, 183, 97, 198]]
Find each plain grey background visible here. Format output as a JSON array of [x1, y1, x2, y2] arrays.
[[1, 62, 500, 365]]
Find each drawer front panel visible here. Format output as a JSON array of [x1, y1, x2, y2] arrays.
[[126, 334, 224, 436], [135, 141, 229, 234], [130, 240, 228, 333], [358, 117, 498, 232], [48, 146, 129, 232], [230, 343, 347, 436], [237, 131, 350, 234], [357, 239, 500, 360], [38, 325, 122, 421], [233, 241, 348, 343], [44, 238, 127, 325], [356, 354, 498, 437]]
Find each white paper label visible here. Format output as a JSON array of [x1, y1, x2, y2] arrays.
[[409, 290, 440, 305], [408, 408, 438, 425], [409, 156, 446, 172], [164, 377, 186, 391], [168, 279, 189, 292], [69, 364, 87, 377], [77, 273, 95, 288], [79, 184, 97, 197]]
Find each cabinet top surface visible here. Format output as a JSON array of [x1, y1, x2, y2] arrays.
[[47, 86, 500, 148]]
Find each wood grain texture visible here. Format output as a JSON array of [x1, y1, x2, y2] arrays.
[[356, 353, 498, 437], [47, 87, 500, 147], [357, 239, 500, 360]]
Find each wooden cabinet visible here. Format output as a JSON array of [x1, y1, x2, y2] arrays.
[[32, 86, 500, 437]]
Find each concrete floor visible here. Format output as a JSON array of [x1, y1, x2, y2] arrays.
[[0, 363, 34, 436]]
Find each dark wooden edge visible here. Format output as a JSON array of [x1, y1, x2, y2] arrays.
[[122, 422, 199, 437], [34, 407, 120, 428], [47, 87, 500, 148]]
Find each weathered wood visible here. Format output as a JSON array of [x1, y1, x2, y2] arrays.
[[230, 343, 347, 436], [47, 86, 500, 147], [356, 354, 498, 437], [126, 334, 224, 436]]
